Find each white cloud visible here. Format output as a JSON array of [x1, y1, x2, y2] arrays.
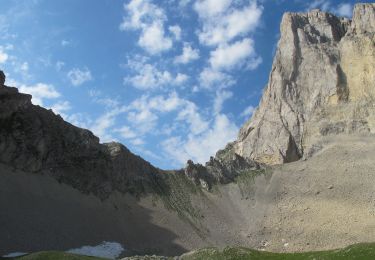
[[176, 101, 209, 135], [198, 67, 235, 90], [120, 0, 166, 30], [20, 62, 28, 71], [19, 83, 60, 106], [91, 111, 118, 143], [162, 114, 238, 165], [175, 73, 189, 84], [174, 42, 200, 64], [336, 3, 353, 17], [306, 1, 353, 18], [51, 101, 71, 117], [138, 22, 172, 54], [122, 92, 208, 141], [130, 138, 145, 146], [115, 126, 137, 139], [0, 48, 8, 63], [196, 1, 263, 46], [125, 58, 188, 90], [194, 0, 231, 18], [209, 38, 258, 70], [307, 0, 331, 11], [169, 25, 181, 41], [213, 90, 232, 114], [120, 0, 173, 54], [67, 67, 93, 86], [240, 105, 255, 118], [127, 109, 158, 134]]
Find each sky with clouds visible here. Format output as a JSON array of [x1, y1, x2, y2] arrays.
[[0, 0, 371, 169]]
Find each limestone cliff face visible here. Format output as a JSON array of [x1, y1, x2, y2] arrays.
[[234, 3, 375, 165]]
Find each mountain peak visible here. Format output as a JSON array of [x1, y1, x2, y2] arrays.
[[233, 3, 375, 165]]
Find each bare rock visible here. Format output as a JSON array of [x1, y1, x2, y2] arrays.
[[0, 70, 5, 86], [234, 3, 375, 165]]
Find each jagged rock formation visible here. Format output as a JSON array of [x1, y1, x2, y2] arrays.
[[234, 3, 375, 164], [184, 143, 261, 190]]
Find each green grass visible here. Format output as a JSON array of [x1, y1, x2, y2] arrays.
[[181, 244, 375, 260], [3, 244, 375, 259], [1, 251, 105, 260]]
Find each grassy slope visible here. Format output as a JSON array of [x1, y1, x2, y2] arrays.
[[5, 244, 375, 260], [181, 244, 375, 260]]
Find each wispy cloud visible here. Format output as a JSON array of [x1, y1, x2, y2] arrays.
[[306, 1, 353, 17], [67, 67, 93, 86]]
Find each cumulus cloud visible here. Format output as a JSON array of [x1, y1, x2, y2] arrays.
[[193, 1, 263, 91], [198, 67, 235, 90], [125, 57, 188, 90], [0, 48, 8, 63], [19, 83, 60, 106], [138, 22, 172, 54], [209, 38, 258, 71], [195, 1, 263, 46], [169, 25, 182, 41], [67, 67, 92, 86], [120, 0, 174, 54], [174, 42, 200, 64], [194, 0, 231, 18]]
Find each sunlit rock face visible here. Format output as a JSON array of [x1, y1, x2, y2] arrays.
[[234, 3, 375, 165]]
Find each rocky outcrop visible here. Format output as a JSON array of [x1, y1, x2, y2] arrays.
[[234, 3, 375, 164], [184, 143, 261, 190], [0, 74, 161, 199]]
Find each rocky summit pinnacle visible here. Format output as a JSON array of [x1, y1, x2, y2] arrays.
[[232, 3, 375, 165]]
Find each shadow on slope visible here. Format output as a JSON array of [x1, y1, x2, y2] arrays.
[[0, 163, 186, 257]]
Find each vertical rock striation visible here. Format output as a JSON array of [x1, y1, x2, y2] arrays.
[[234, 3, 375, 164]]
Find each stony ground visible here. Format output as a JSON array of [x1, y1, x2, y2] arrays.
[[2, 133, 375, 257]]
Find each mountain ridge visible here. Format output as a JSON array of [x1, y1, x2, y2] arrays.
[[1, 3, 375, 258]]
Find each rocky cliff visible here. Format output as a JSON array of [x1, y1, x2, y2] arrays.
[[234, 3, 375, 164], [0, 77, 164, 199]]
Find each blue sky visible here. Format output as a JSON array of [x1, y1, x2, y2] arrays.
[[0, 0, 371, 169]]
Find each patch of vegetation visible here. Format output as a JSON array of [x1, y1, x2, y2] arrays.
[[5, 244, 375, 259], [2, 251, 105, 260], [152, 171, 206, 235], [181, 244, 375, 260], [233, 168, 271, 199]]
